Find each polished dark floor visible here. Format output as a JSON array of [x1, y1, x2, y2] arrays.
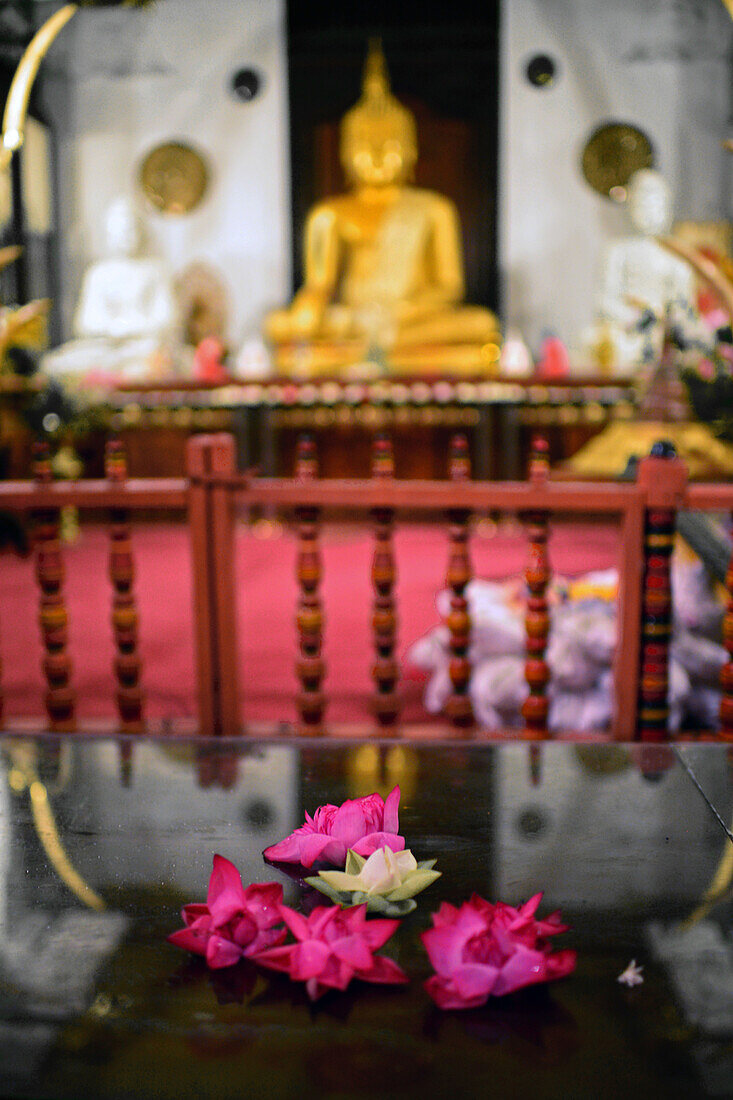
[[1, 735, 732, 1099]]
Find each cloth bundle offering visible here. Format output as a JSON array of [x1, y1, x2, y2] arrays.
[[405, 559, 726, 732]]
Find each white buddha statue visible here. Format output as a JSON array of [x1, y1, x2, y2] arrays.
[[581, 168, 696, 376], [43, 196, 178, 380]]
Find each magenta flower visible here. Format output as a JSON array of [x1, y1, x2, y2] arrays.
[[255, 902, 409, 1000], [422, 892, 576, 1009], [168, 855, 286, 969], [263, 785, 405, 868]]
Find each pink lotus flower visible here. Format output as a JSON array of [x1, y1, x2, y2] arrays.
[[168, 855, 286, 969], [422, 892, 576, 1009], [255, 902, 409, 1000], [263, 786, 405, 868]]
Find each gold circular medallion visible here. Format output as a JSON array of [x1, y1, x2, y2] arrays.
[[581, 123, 654, 200], [139, 141, 209, 215]]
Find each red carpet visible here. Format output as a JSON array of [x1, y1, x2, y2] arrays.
[[0, 521, 618, 725]]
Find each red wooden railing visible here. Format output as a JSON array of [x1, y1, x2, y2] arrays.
[[0, 430, 731, 742]]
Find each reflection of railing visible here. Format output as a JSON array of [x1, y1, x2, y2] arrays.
[[0, 432, 732, 742]]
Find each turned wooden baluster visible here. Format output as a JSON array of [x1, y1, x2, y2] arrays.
[[445, 434, 473, 729], [638, 507, 675, 741], [636, 460, 677, 743], [106, 441, 143, 733], [636, 443, 687, 741], [295, 435, 325, 731], [719, 537, 733, 740], [371, 435, 399, 727], [521, 437, 550, 740], [33, 441, 75, 731]]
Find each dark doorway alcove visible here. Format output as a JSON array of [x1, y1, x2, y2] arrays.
[[285, 0, 501, 313]]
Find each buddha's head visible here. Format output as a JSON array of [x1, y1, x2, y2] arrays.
[[105, 196, 142, 257], [340, 40, 417, 188], [627, 169, 673, 236]]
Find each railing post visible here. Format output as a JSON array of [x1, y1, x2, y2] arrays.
[[33, 441, 75, 731], [187, 433, 240, 737], [106, 440, 143, 733], [371, 435, 399, 729], [0, 601, 3, 729], [636, 442, 688, 742], [521, 437, 550, 740], [613, 489, 646, 741], [445, 434, 473, 730], [295, 435, 325, 732]]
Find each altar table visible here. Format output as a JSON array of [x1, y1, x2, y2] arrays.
[[1, 734, 730, 1099], [106, 375, 635, 480]]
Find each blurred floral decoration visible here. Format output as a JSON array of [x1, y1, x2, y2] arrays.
[[2, 340, 106, 453], [681, 343, 733, 441], [658, 237, 733, 441]]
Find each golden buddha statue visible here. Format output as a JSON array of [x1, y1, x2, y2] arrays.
[[265, 41, 500, 376]]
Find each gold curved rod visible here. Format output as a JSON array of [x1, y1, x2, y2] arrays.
[[680, 828, 733, 931], [9, 759, 105, 912], [0, 4, 78, 173], [0, 245, 22, 272], [658, 235, 733, 328]]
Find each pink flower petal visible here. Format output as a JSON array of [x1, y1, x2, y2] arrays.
[[244, 925, 288, 958], [360, 917, 401, 951], [351, 832, 405, 858], [231, 913, 257, 948], [278, 905, 311, 942], [454, 904, 491, 940], [167, 927, 207, 956], [535, 911, 570, 937], [263, 832, 308, 864], [252, 944, 294, 974], [320, 955, 353, 991], [312, 804, 338, 831], [184, 913, 212, 936], [492, 944, 547, 996], [357, 955, 409, 985], [310, 906, 339, 939], [205, 933, 243, 969], [298, 833, 346, 868], [330, 800, 369, 843], [431, 901, 459, 928], [382, 785, 401, 833], [181, 903, 208, 925], [544, 948, 577, 980], [330, 934, 373, 970], [453, 963, 498, 1002], [290, 940, 332, 980], [518, 893, 543, 919], [422, 925, 467, 976], [242, 882, 284, 927], [207, 855, 247, 926], [424, 974, 485, 1010]]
